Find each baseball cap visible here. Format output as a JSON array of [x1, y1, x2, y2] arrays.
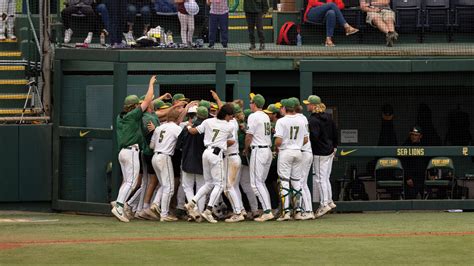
[[281, 98, 296, 108], [289, 97, 301, 107], [124, 95, 139, 106], [233, 103, 243, 114], [153, 99, 171, 110], [274, 102, 282, 109], [410, 126, 422, 134], [250, 93, 265, 108], [210, 102, 219, 110], [196, 106, 208, 119], [188, 106, 198, 113], [263, 104, 280, 114], [303, 95, 321, 105], [199, 100, 211, 109], [243, 108, 252, 118], [172, 93, 189, 103]]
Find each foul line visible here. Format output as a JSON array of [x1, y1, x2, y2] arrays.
[[1, 231, 474, 250]]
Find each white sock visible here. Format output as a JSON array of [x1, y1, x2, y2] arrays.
[[144, 203, 150, 209]]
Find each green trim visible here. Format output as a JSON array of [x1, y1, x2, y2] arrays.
[[336, 146, 474, 157]]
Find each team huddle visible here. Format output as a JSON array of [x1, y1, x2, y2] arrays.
[[111, 75, 338, 223]]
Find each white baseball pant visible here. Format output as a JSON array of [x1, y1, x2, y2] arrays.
[[116, 146, 140, 204], [192, 148, 225, 208], [277, 149, 303, 212], [240, 164, 259, 212], [151, 153, 175, 216], [250, 147, 272, 211], [313, 154, 334, 207], [181, 170, 206, 212], [0, 0, 15, 34], [300, 151, 313, 212], [225, 154, 243, 214]]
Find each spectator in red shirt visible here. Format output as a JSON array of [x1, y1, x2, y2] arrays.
[[303, 0, 359, 47]]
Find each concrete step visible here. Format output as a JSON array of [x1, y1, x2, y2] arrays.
[[0, 65, 26, 79], [0, 39, 19, 50], [0, 93, 31, 108], [228, 14, 273, 27], [0, 79, 29, 93], [0, 51, 22, 60]]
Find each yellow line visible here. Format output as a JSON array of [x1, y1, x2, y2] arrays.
[[0, 66, 25, 71], [229, 26, 273, 30], [0, 109, 35, 115], [0, 79, 28, 85], [0, 94, 31, 100], [0, 39, 17, 43], [229, 14, 272, 19], [0, 51, 21, 57]]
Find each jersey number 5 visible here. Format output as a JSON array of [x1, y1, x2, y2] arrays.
[[159, 130, 166, 143], [289, 126, 299, 140], [212, 129, 220, 142]]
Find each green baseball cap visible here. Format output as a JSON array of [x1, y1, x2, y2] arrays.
[[250, 93, 265, 108], [153, 99, 171, 110], [172, 93, 190, 103], [124, 95, 139, 106], [289, 97, 301, 107], [210, 102, 219, 110], [263, 104, 280, 114], [199, 100, 211, 109], [281, 98, 296, 109], [303, 95, 321, 105], [197, 106, 209, 119], [243, 108, 252, 118], [233, 103, 243, 114]]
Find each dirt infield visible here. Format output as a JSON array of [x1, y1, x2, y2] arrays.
[[2, 231, 473, 250]]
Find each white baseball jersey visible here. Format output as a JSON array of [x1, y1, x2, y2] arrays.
[[246, 110, 272, 146], [196, 117, 233, 151], [297, 113, 312, 152], [274, 114, 308, 150], [150, 122, 183, 155], [226, 118, 239, 155]]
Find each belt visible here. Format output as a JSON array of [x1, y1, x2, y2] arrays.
[[227, 153, 239, 157], [251, 145, 270, 149], [155, 152, 171, 156], [125, 145, 139, 151]]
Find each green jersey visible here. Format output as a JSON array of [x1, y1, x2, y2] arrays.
[[116, 108, 144, 150], [141, 112, 160, 156]]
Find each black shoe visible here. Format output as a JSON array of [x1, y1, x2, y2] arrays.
[[386, 32, 394, 47], [222, 44, 228, 48], [249, 44, 256, 50], [259, 43, 265, 50]]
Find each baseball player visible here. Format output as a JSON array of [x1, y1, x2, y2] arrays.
[[274, 98, 309, 221], [111, 75, 156, 222], [294, 98, 314, 220], [0, 0, 16, 40], [150, 108, 184, 222], [185, 103, 236, 223], [305, 95, 338, 218], [244, 93, 274, 222]]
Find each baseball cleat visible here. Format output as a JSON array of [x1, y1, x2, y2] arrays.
[[254, 212, 274, 222], [112, 206, 129, 223], [276, 212, 292, 222], [124, 203, 134, 220], [293, 212, 306, 220], [315, 205, 332, 218], [305, 212, 315, 220], [225, 213, 245, 223], [160, 215, 178, 222], [329, 201, 337, 210], [202, 209, 218, 224], [241, 209, 248, 219], [150, 203, 161, 215], [144, 208, 160, 220], [134, 212, 146, 220], [185, 201, 201, 221]]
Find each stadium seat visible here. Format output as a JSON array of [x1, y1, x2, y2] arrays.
[[451, 0, 474, 36], [375, 157, 405, 200], [424, 157, 456, 199], [422, 0, 451, 41], [392, 0, 424, 42]]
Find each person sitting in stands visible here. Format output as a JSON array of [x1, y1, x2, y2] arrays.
[[62, 0, 97, 44], [360, 0, 398, 47], [124, 0, 152, 43], [303, 0, 359, 47]]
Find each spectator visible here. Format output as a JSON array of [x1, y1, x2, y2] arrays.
[[303, 0, 359, 47], [360, 0, 398, 47], [176, 0, 198, 46], [401, 126, 430, 199], [244, 0, 269, 50], [96, 0, 111, 45], [378, 103, 398, 146], [124, 0, 152, 43], [61, 0, 97, 44], [107, 0, 127, 48], [0, 0, 16, 40], [416, 103, 442, 146], [207, 0, 229, 48]]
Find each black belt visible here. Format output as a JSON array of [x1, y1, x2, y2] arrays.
[[227, 153, 239, 157], [155, 152, 170, 156], [125, 146, 138, 151], [252, 145, 270, 149]]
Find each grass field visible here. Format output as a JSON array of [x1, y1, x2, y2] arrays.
[[0, 211, 473, 264]]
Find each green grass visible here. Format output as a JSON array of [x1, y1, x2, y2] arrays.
[[0, 211, 473, 264]]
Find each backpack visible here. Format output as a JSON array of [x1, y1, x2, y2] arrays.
[[277, 22, 299, 45]]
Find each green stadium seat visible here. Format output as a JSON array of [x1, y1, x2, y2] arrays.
[[375, 157, 405, 200], [424, 157, 456, 199]]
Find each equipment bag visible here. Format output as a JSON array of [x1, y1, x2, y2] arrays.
[[277, 22, 299, 45]]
